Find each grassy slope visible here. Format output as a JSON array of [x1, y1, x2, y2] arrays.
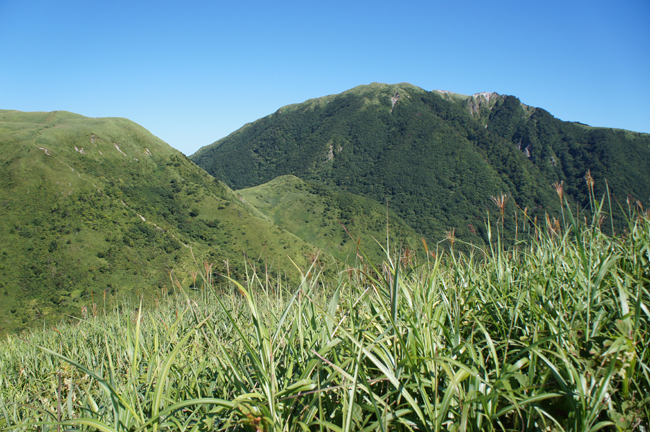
[[0, 110, 317, 335], [239, 175, 420, 262]]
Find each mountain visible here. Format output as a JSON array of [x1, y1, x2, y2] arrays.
[[191, 83, 650, 243], [0, 110, 321, 334]]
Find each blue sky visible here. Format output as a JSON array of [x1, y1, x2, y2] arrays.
[[1, 0, 649, 155]]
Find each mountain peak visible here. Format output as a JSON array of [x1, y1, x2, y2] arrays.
[[191, 82, 650, 248], [471, 91, 500, 101]]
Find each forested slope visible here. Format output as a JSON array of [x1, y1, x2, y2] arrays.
[[192, 83, 650, 242]]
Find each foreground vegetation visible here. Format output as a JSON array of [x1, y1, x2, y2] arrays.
[[1, 200, 649, 431]]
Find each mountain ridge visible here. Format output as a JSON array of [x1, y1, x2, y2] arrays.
[[238, 175, 420, 262], [191, 82, 650, 244]]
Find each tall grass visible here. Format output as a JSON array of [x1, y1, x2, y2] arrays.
[[1, 201, 649, 431]]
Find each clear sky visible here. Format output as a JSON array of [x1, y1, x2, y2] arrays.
[[1, 0, 649, 155]]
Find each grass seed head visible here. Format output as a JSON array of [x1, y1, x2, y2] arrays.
[[552, 180, 564, 202], [490, 193, 511, 221], [445, 228, 456, 248], [585, 169, 595, 192], [545, 213, 561, 236]]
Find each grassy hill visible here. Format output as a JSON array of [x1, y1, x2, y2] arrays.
[[0, 110, 321, 335], [239, 175, 420, 262], [191, 83, 650, 243]]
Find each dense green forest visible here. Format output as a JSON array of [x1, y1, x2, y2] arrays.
[[192, 83, 650, 243]]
